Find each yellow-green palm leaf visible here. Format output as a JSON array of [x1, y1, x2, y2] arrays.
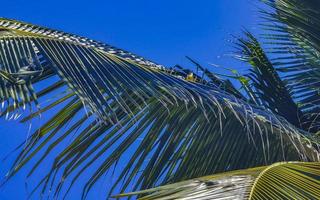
[[117, 162, 320, 200]]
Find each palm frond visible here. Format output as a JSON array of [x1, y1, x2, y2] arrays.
[[234, 31, 306, 130], [0, 18, 319, 199], [260, 0, 320, 132], [116, 162, 320, 200]]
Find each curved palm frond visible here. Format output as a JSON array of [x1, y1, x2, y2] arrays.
[[0, 18, 319, 199], [116, 162, 320, 200]]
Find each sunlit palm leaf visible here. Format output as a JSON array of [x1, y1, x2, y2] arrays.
[[117, 162, 320, 200]]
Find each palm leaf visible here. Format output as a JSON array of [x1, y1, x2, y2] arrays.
[[116, 162, 320, 199], [0, 18, 318, 199], [259, 0, 320, 132], [234, 31, 306, 130]]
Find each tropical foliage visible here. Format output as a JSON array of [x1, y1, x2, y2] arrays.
[[0, 0, 319, 199], [117, 162, 320, 199]]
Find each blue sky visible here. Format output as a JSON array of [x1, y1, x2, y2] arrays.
[[0, 0, 260, 199]]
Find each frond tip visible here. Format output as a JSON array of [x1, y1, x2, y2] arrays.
[[116, 162, 320, 200]]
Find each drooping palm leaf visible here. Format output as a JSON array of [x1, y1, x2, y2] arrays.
[[0, 18, 319, 199], [117, 162, 320, 200]]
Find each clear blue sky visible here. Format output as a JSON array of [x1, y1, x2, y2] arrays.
[[0, 0, 260, 199]]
